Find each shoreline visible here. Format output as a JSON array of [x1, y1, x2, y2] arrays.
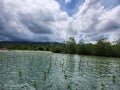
[[0, 50, 52, 53]]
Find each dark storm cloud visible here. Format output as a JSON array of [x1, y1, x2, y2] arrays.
[[21, 20, 53, 34], [102, 21, 120, 32], [0, 0, 69, 42]]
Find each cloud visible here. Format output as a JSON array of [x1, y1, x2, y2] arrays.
[[0, 0, 69, 42], [0, 0, 120, 42], [71, 0, 120, 42], [65, 0, 71, 4]]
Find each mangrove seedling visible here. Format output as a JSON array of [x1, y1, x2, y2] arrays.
[[101, 83, 105, 90], [29, 61, 32, 66], [19, 69, 22, 77], [44, 72, 47, 81], [67, 84, 72, 90], [112, 75, 116, 83], [33, 81, 37, 89], [64, 74, 67, 79]]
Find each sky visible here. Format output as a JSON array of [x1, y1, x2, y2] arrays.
[[0, 0, 120, 42]]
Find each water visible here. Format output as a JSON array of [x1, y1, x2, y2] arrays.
[[0, 51, 120, 90]]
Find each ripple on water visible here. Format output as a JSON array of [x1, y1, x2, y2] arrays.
[[3, 80, 35, 90], [0, 52, 120, 90]]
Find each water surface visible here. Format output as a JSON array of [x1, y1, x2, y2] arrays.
[[0, 51, 120, 90]]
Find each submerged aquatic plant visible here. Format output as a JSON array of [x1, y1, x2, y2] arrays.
[[19, 69, 22, 77], [29, 61, 32, 66], [112, 75, 116, 83], [67, 84, 72, 90], [48, 60, 52, 74], [44, 72, 47, 81], [62, 61, 64, 68], [64, 74, 67, 79], [33, 81, 37, 89], [101, 83, 105, 90]]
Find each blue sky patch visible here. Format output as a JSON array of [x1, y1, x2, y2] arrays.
[[57, 0, 84, 16]]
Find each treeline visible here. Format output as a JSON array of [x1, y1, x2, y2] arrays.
[[52, 37, 120, 57], [0, 37, 120, 57], [0, 42, 60, 51]]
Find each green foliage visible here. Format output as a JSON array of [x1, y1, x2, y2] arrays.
[[112, 75, 116, 83], [64, 74, 67, 79], [67, 84, 72, 90], [33, 81, 37, 88], [67, 37, 76, 54], [52, 45, 62, 53], [19, 69, 22, 77], [44, 72, 47, 81], [95, 39, 113, 56], [48, 60, 52, 74], [101, 83, 105, 90], [0, 37, 120, 57]]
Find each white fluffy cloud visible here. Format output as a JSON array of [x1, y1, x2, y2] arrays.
[[71, 0, 120, 42], [65, 0, 71, 4]]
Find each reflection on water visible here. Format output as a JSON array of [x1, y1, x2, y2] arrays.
[[0, 51, 120, 90]]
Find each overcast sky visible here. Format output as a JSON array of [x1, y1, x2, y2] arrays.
[[0, 0, 120, 42]]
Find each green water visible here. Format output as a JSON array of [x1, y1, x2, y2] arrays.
[[0, 51, 120, 90]]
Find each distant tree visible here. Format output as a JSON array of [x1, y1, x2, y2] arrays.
[[112, 38, 120, 57], [96, 39, 113, 56], [116, 38, 120, 45], [77, 39, 86, 55], [96, 39, 106, 56], [0, 37, 120, 57], [78, 39, 85, 45], [67, 37, 76, 54], [52, 45, 62, 53]]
